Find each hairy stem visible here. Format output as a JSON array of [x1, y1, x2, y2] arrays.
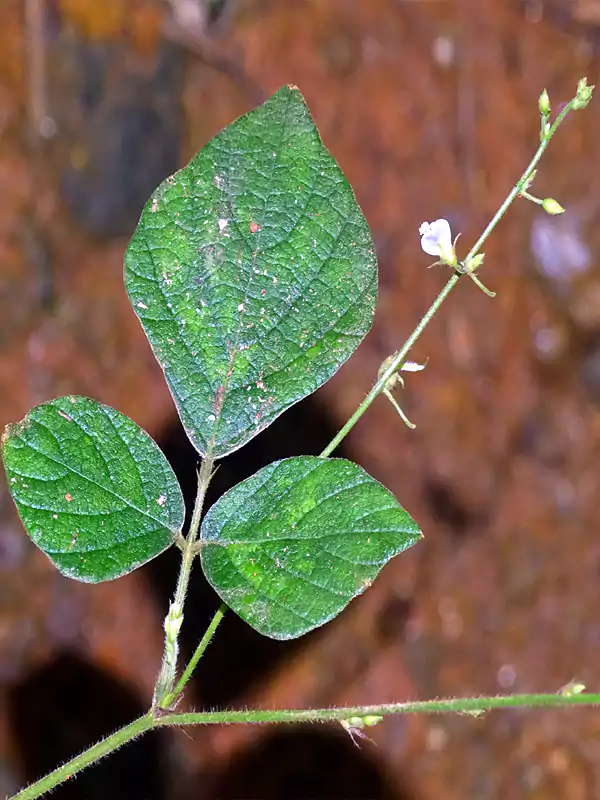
[[9, 85, 590, 800], [157, 692, 600, 727], [160, 602, 227, 708], [154, 452, 214, 707], [13, 692, 600, 798], [10, 712, 154, 800]]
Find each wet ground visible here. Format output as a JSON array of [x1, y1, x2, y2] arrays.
[[2, 0, 600, 797]]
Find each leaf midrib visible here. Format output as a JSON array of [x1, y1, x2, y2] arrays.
[[208, 88, 296, 449]]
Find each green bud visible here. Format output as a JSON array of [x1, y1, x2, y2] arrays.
[[542, 198, 565, 216], [362, 715, 384, 727], [466, 254, 485, 272], [344, 716, 365, 729], [573, 78, 594, 110], [559, 680, 585, 697], [343, 714, 383, 730], [539, 88, 550, 116]]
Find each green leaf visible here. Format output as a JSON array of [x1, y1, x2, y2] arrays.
[[200, 456, 421, 639], [1, 396, 184, 583], [124, 85, 377, 458]]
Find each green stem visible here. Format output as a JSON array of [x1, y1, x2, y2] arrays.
[[464, 99, 574, 263], [10, 712, 154, 800], [13, 692, 599, 798], [158, 692, 600, 727], [160, 602, 227, 708], [154, 452, 215, 707], [320, 98, 578, 459], [9, 86, 589, 800], [520, 189, 543, 205], [320, 273, 460, 458]]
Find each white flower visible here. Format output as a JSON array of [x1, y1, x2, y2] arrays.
[[419, 219, 456, 265], [400, 360, 427, 373]]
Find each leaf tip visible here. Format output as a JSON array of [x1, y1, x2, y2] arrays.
[[283, 84, 307, 104], [1, 424, 11, 448], [2, 418, 26, 449]]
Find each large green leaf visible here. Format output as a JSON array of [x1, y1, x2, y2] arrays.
[[124, 85, 377, 458], [1, 396, 184, 582], [200, 457, 421, 639]]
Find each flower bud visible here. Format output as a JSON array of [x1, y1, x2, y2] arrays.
[[362, 715, 384, 727], [343, 714, 384, 729], [539, 88, 550, 116], [345, 716, 365, 728], [542, 198, 564, 215], [559, 681, 585, 697], [466, 254, 485, 272], [573, 78, 594, 110]]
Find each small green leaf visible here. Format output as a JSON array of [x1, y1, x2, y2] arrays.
[[124, 85, 377, 458], [1, 396, 184, 582], [200, 456, 421, 639]]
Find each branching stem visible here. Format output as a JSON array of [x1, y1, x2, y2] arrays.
[[8, 84, 591, 800], [12, 693, 600, 798], [154, 452, 215, 707]]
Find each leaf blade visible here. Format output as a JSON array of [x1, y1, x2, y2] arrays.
[[124, 85, 377, 457], [2, 396, 184, 582], [200, 456, 421, 639]]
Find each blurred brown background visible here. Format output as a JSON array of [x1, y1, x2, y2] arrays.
[[2, 0, 600, 797]]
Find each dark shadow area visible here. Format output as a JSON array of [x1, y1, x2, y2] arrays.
[[149, 392, 351, 709], [204, 725, 414, 800], [7, 652, 167, 800], [422, 479, 480, 538], [374, 594, 413, 642], [50, 33, 183, 238]]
